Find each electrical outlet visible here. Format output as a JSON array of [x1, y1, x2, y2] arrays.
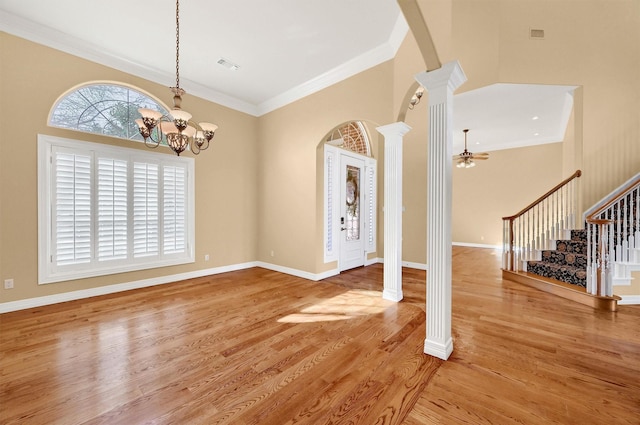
[[4, 279, 14, 289], [204, 254, 210, 261]]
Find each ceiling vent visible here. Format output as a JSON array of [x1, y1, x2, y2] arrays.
[[217, 58, 240, 71], [529, 28, 545, 40]]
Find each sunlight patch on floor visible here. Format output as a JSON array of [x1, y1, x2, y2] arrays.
[[278, 289, 394, 323]]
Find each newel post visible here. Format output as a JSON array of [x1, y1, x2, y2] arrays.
[[377, 122, 412, 302], [416, 61, 467, 360]]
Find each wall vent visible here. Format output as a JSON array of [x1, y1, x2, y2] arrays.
[[529, 28, 545, 39]]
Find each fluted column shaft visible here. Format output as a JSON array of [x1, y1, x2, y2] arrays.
[[416, 61, 466, 360], [377, 122, 412, 302]]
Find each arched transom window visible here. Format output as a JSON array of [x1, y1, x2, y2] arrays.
[[49, 82, 169, 141], [326, 121, 372, 157]]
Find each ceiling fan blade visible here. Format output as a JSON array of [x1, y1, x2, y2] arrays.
[[472, 156, 489, 160], [452, 155, 462, 160], [474, 152, 490, 157]]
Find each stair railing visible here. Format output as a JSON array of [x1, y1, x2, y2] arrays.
[[502, 170, 582, 272], [584, 172, 640, 297]]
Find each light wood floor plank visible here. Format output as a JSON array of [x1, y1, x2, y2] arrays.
[[2, 247, 639, 424]]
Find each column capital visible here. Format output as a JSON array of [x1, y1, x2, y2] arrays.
[[415, 60, 467, 93], [376, 121, 412, 138]]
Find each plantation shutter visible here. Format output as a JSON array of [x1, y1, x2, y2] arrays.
[[133, 162, 159, 258], [97, 157, 128, 261], [365, 160, 377, 253], [54, 149, 92, 266], [163, 165, 187, 254], [39, 134, 195, 284]]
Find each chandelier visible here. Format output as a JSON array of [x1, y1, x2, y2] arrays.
[[135, 0, 218, 156]]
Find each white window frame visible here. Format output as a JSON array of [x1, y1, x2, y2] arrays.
[[38, 134, 195, 284]]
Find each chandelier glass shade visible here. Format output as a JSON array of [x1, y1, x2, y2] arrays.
[[135, 0, 218, 156]]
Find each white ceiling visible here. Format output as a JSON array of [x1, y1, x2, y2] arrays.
[[0, 0, 575, 152], [451, 83, 575, 154]]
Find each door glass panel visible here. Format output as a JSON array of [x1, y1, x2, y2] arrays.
[[345, 165, 360, 241]]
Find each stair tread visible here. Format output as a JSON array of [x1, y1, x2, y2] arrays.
[[528, 261, 584, 271], [537, 252, 588, 268], [527, 260, 586, 288], [502, 270, 619, 311], [524, 220, 638, 289], [541, 249, 586, 256], [554, 239, 587, 255]]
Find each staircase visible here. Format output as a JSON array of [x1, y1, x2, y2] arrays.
[[526, 229, 588, 288], [503, 171, 640, 310]]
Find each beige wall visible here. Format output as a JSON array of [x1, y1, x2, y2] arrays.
[[395, 0, 639, 263], [2, 0, 639, 305], [487, 0, 639, 209], [0, 33, 258, 304], [257, 63, 393, 274], [614, 271, 640, 297], [452, 143, 563, 247]]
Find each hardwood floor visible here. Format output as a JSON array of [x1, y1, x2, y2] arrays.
[[1, 246, 639, 424]]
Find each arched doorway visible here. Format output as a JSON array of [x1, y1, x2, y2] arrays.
[[322, 121, 377, 272]]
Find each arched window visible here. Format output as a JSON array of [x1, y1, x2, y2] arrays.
[[325, 121, 372, 157], [49, 82, 169, 141], [40, 83, 193, 284]]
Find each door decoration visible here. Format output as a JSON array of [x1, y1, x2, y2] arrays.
[[345, 165, 360, 241]]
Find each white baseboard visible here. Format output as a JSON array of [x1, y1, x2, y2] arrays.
[[618, 295, 640, 305], [453, 242, 502, 250], [402, 261, 428, 271], [365, 257, 382, 266], [255, 261, 339, 281], [0, 262, 258, 314], [370, 257, 427, 270], [0, 260, 385, 313]]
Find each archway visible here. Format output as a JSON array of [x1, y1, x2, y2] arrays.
[[319, 121, 378, 272]]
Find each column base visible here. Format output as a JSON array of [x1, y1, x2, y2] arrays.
[[382, 289, 403, 302], [424, 337, 453, 360]]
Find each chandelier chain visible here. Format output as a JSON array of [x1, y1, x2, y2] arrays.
[[135, 0, 217, 156], [175, 0, 180, 89]]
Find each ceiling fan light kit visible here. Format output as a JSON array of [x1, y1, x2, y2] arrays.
[[454, 129, 489, 169], [457, 158, 476, 168]]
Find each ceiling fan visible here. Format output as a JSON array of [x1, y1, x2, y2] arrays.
[[454, 129, 489, 168]]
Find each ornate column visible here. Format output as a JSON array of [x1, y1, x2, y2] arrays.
[[415, 61, 466, 360], [377, 122, 411, 302]]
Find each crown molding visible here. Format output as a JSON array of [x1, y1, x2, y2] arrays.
[[256, 15, 408, 115], [0, 10, 261, 116], [0, 9, 408, 117]]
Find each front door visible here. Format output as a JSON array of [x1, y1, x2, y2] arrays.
[[339, 154, 365, 271]]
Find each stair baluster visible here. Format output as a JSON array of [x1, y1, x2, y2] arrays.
[[502, 170, 582, 272], [585, 173, 640, 295]]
